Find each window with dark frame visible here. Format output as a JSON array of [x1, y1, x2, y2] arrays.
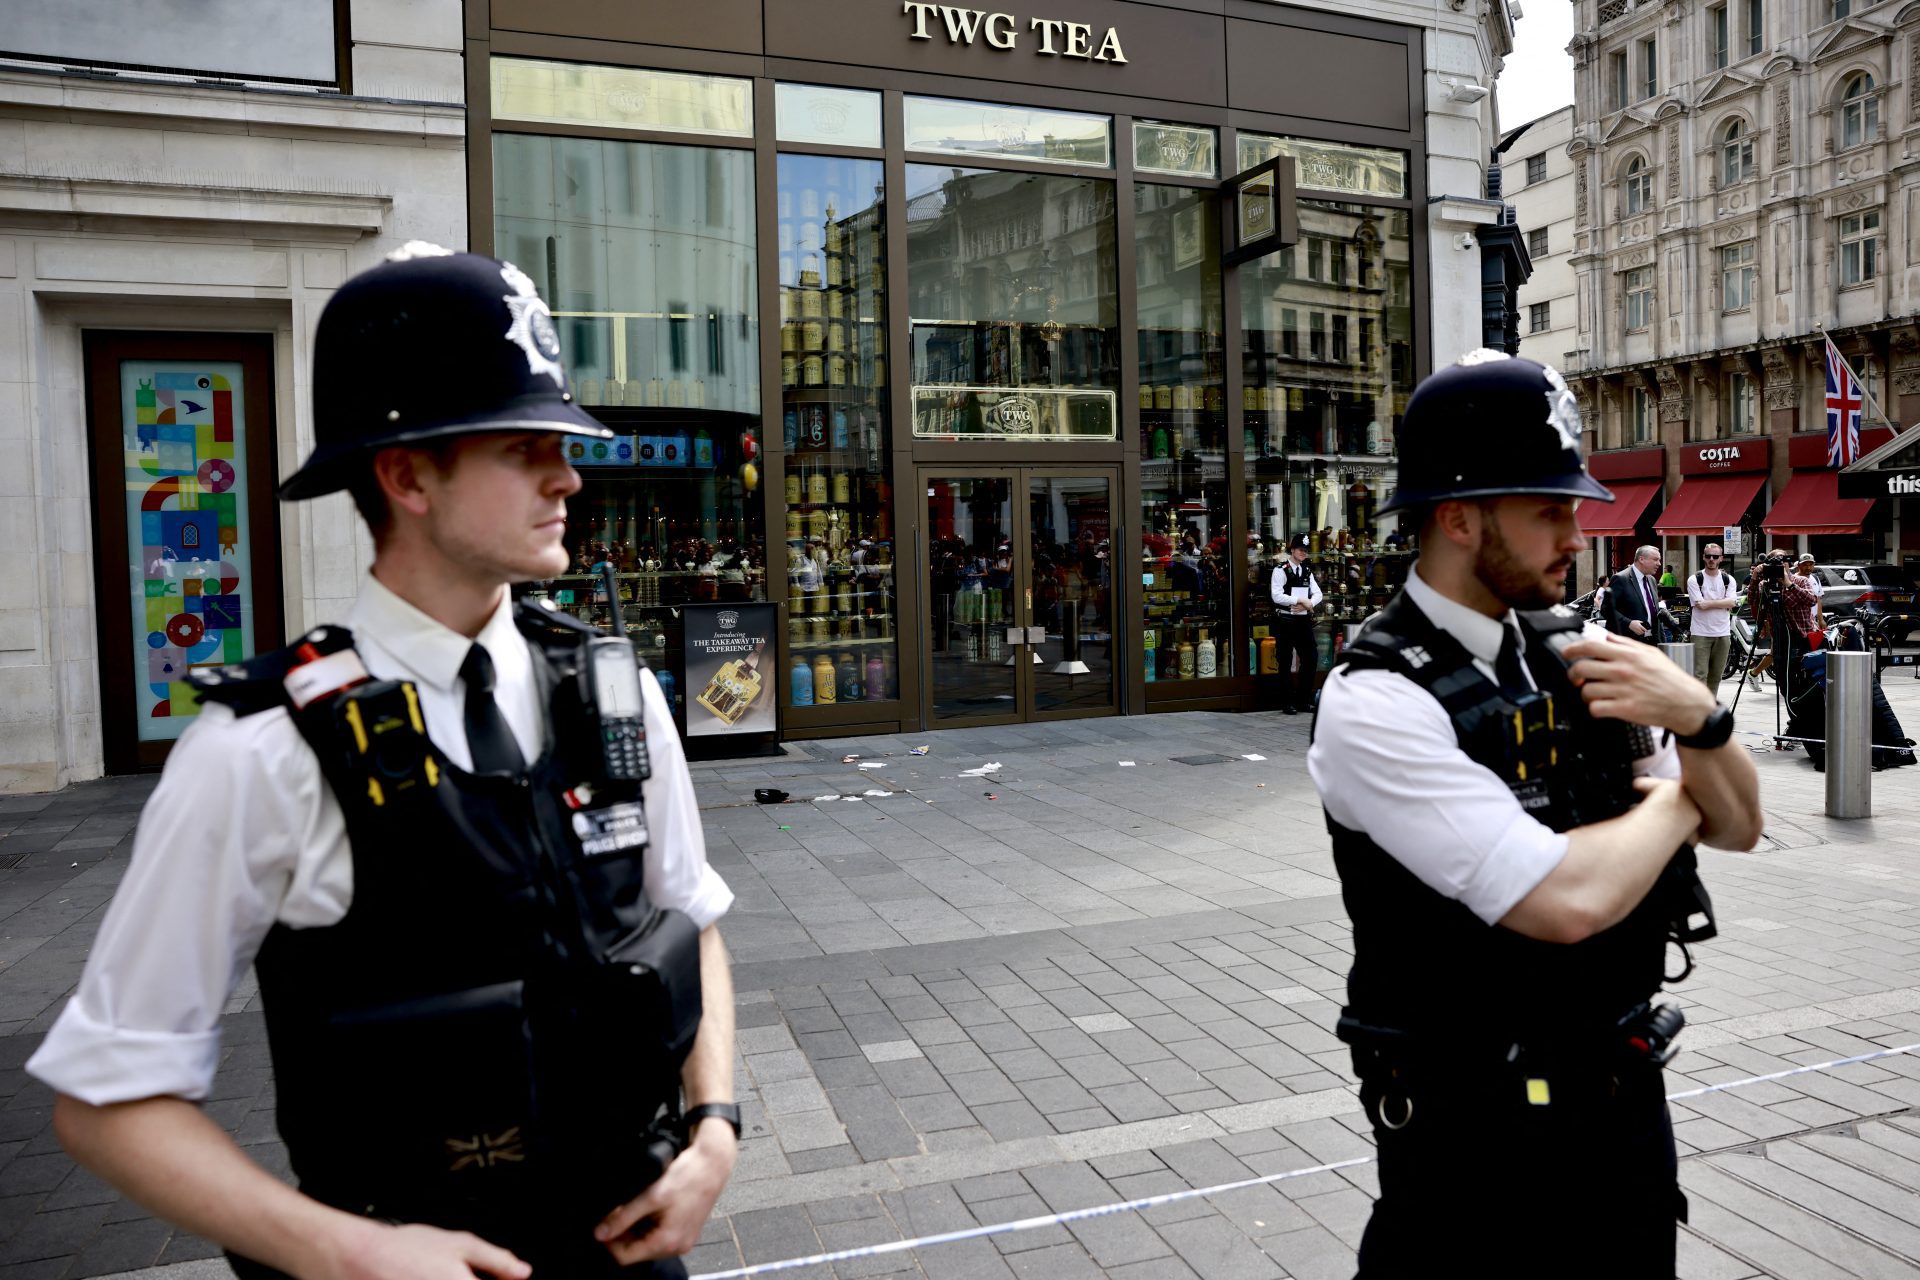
[[1530, 301, 1552, 333], [1527, 226, 1549, 257], [1709, 4, 1729, 69], [1526, 153, 1547, 185]]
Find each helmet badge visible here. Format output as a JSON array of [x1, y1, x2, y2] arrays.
[[1540, 365, 1582, 456], [499, 261, 566, 389]]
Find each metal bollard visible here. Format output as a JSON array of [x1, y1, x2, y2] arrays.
[[1826, 651, 1873, 819], [1660, 641, 1695, 674]]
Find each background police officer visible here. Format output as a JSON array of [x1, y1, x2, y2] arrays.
[[29, 245, 739, 1280], [1269, 534, 1323, 714], [1307, 351, 1761, 1277]]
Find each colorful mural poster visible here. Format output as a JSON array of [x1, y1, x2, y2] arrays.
[[120, 362, 254, 741]]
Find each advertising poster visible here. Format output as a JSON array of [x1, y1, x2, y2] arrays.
[[684, 602, 777, 737]]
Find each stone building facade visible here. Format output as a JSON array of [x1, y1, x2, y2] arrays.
[[1511, 105, 1580, 367], [0, 2, 467, 792], [1563, 0, 1920, 586]]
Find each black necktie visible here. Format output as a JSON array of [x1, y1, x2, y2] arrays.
[[1495, 620, 1530, 695], [461, 644, 526, 775]]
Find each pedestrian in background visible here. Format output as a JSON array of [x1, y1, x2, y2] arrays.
[[1686, 543, 1738, 699], [1604, 545, 1666, 643]]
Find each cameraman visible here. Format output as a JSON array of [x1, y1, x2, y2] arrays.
[[1751, 550, 1817, 702], [28, 248, 738, 1280]]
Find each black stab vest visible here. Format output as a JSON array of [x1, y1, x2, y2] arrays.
[[1314, 593, 1699, 1052], [1279, 563, 1315, 612], [192, 601, 698, 1264]]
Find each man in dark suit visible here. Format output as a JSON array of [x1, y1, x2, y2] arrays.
[[1603, 544, 1665, 643]]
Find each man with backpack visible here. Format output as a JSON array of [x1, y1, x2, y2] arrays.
[[1685, 543, 1738, 698]]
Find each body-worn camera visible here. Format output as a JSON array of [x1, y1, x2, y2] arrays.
[[330, 680, 441, 805]]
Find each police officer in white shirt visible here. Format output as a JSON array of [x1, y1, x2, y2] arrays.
[[1269, 535, 1324, 714], [1307, 350, 1761, 1278], [1686, 543, 1738, 698], [29, 246, 739, 1280]]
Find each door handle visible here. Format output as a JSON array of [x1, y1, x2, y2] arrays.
[[1026, 626, 1046, 644], [1006, 626, 1025, 646]]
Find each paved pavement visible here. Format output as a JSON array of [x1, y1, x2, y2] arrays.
[[0, 666, 1917, 1279]]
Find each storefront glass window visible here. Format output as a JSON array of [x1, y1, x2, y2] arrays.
[[905, 164, 1119, 440], [1237, 133, 1408, 200], [1242, 199, 1415, 670], [1134, 184, 1230, 683], [777, 155, 898, 705], [904, 97, 1112, 168], [493, 132, 763, 716], [492, 57, 752, 138], [1133, 122, 1217, 178], [775, 84, 883, 150]]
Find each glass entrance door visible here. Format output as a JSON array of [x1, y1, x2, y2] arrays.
[[922, 468, 1117, 725]]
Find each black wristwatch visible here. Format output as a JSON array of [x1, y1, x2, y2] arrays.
[[681, 1102, 742, 1141], [1673, 705, 1734, 750]]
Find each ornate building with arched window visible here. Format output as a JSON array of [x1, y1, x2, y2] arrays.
[[1562, 0, 1920, 587]]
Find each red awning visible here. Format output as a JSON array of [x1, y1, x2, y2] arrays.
[[1762, 469, 1876, 536], [1576, 479, 1663, 537], [1652, 472, 1767, 535]]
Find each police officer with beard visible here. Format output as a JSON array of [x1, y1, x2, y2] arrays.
[[30, 246, 739, 1280], [1307, 351, 1761, 1278]]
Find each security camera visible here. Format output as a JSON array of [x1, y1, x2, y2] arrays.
[[1441, 75, 1491, 104]]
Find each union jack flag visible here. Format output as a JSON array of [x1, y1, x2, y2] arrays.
[[1825, 336, 1864, 467]]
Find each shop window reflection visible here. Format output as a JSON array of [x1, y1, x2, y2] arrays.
[[777, 154, 899, 706], [1134, 183, 1230, 683], [493, 132, 764, 719], [905, 164, 1119, 440], [1243, 199, 1416, 682]]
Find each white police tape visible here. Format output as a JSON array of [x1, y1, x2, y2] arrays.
[[690, 1040, 1920, 1280], [688, 1155, 1376, 1280], [1662, 1039, 1920, 1101]]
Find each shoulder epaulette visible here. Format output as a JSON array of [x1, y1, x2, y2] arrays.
[[187, 624, 356, 717], [1517, 603, 1585, 639]]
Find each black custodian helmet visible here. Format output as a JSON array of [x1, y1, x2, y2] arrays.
[[1380, 349, 1613, 515], [279, 242, 612, 500]]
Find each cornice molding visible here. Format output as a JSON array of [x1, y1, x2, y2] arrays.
[[0, 70, 464, 144], [0, 170, 390, 239]]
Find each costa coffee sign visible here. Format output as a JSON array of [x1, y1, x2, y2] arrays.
[[1680, 438, 1770, 474]]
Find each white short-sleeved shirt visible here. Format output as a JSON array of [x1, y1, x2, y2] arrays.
[[29, 575, 732, 1106], [1308, 567, 1678, 926], [1686, 570, 1736, 638], [1271, 559, 1324, 611]]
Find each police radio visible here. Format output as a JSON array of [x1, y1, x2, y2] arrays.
[[585, 563, 651, 784]]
